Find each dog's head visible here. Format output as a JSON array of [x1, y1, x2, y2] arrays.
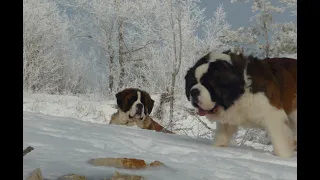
[[185, 50, 248, 116], [115, 88, 155, 121]]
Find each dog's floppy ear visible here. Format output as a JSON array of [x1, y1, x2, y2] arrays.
[[115, 91, 125, 110], [142, 91, 154, 115], [148, 97, 155, 115]]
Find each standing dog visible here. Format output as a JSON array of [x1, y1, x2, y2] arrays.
[[184, 50, 297, 157], [109, 88, 173, 134]]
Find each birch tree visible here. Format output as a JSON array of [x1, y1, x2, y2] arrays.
[[148, 1, 230, 130]]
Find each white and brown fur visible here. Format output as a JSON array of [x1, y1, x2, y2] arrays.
[[109, 88, 173, 134], [185, 50, 297, 157]]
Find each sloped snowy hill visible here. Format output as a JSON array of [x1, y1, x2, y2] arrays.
[[23, 112, 297, 180]]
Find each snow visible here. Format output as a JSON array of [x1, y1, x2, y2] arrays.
[[23, 92, 276, 152], [280, 53, 297, 59], [22, 92, 216, 138], [23, 111, 297, 180]]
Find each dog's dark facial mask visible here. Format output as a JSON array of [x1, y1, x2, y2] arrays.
[[205, 61, 245, 110], [140, 91, 154, 115]]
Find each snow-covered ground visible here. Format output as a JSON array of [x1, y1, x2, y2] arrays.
[[279, 53, 297, 59], [22, 91, 217, 138], [23, 111, 297, 180], [23, 92, 274, 152]]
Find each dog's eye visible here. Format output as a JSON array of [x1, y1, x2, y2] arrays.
[[128, 98, 135, 104]]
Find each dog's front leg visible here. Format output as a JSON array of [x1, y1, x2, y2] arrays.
[[265, 110, 294, 157], [213, 123, 238, 147], [288, 110, 297, 150]]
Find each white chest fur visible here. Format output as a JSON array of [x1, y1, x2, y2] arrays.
[[205, 91, 287, 128]]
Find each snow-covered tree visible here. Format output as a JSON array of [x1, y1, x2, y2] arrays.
[[65, 0, 230, 132], [279, 0, 297, 16], [148, 1, 231, 130], [270, 22, 296, 56], [224, 0, 297, 58], [270, 0, 296, 57], [220, 25, 262, 56], [66, 0, 161, 94], [202, 4, 231, 53], [228, 0, 285, 58], [23, 0, 72, 93]]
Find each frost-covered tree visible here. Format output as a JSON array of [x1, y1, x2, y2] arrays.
[[220, 26, 259, 55], [159, 0, 194, 130], [270, 0, 296, 57], [228, 0, 285, 58], [148, 1, 230, 130], [66, 0, 161, 93], [224, 0, 296, 58], [280, 0, 296, 16], [269, 22, 296, 56], [64, 0, 230, 97], [23, 0, 72, 93], [202, 4, 231, 53], [64, 0, 230, 131]]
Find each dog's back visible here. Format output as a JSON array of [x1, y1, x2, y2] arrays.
[[247, 57, 297, 114], [264, 57, 297, 114]]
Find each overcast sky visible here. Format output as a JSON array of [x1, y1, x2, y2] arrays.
[[199, 0, 296, 29]]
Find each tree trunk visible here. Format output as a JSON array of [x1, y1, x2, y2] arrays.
[[263, 21, 270, 58], [108, 56, 114, 91], [169, 73, 176, 131], [106, 18, 116, 93], [118, 21, 125, 89], [168, 6, 183, 132], [154, 91, 170, 121], [168, 0, 176, 131], [107, 37, 114, 92]]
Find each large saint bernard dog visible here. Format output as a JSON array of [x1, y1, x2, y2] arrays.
[[185, 50, 297, 157], [109, 88, 173, 134]]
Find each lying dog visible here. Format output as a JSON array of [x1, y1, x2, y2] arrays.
[[185, 50, 297, 157], [109, 88, 173, 134]]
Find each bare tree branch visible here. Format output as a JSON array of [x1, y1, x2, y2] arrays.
[[122, 40, 157, 55], [127, 59, 143, 62], [174, 15, 183, 77], [23, 146, 34, 156]]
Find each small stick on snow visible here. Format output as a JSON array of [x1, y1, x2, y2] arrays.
[[23, 146, 34, 156]]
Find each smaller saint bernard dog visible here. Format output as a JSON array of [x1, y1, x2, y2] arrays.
[[109, 88, 174, 134], [185, 50, 297, 157]]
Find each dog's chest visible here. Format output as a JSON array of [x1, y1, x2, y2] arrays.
[[206, 92, 276, 127]]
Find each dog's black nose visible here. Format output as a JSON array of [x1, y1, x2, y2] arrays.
[[190, 88, 200, 99], [136, 103, 143, 110]]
